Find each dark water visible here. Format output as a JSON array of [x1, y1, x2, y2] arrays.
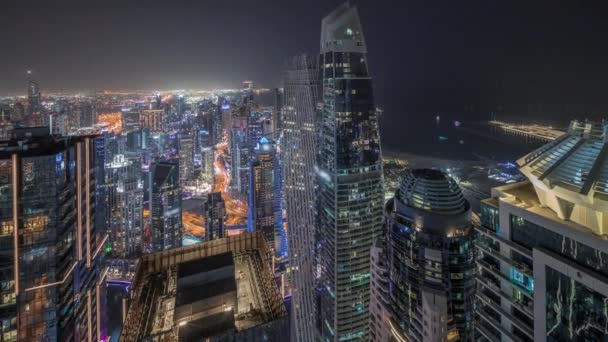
[[380, 113, 538, 162]]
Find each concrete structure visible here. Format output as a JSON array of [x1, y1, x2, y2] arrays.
[[121, 231, 289, 342], [476, 120, 608, 341], [316, 3, 384, 340]]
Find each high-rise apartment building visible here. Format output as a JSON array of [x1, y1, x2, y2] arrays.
[[150, 161, 182, 252], [369, 240, 390, 342], [26, 76, 45, 127], [204, 192, 226, 241], [178, 134, 194, 185], [230, 126, 250, 196], [201, 146, 214, 183], [213, 98, 228, 145], [249, 138, 286, 257], [0, 129, 106, 341], [139, 109, 165, 132], [27, 78, 41, 116], [382, 169, 476, 341], [281, 54, 320, 342], [122, 109, 140, 133], [476, 120, 608, 341], [316, 3, 384, 341], [105, 153, 144, 258]]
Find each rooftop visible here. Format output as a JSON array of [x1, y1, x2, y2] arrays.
[[516, 120, 608, 234], [121, 232, 287, 342], [320, 2, 366, 53], [0, 127, 96, 157], [398, 168, 468, 215], [493, 181, 608, 244]]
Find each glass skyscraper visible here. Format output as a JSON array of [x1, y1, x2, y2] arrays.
[[150, 160, 182, 252], [281, 53, 320, 342], [0, 129, 105, 341], [316, 3, 384, 341]]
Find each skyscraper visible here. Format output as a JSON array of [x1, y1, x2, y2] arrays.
[[0, 128, 105, 341], [249, 137, 286, 257], [369, 240, 390, 342], [281, 54, 320, 342], [150, 161, 182, 252], [139, 109, 165, 132], [316, 3, 384, 341], [230, 126, 250, 196], [476, 120, 608, 341], [26, 74, 45, 127], [178, 134, 194, 185], [105, 153, 144, 258], [382, 169, 476, 341], [27, 77, 41, 116]]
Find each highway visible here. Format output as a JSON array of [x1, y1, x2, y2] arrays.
[[213, 139, 248, 226], [182, 211, 205, 238]]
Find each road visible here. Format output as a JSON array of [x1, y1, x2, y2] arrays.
[[213, 140, 248, 226], [182, 211, 205, 238]]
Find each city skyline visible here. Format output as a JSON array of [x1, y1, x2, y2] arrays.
[[3, 1, 608, 119], [1, 1, 608, 341]]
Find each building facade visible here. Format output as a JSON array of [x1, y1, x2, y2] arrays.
[[178, 134, 194, 185], [281, 54, 320, 342], [0, 129, 106, 341], [369, 240, 391, 342], [475, 120, 608, 341], [249, 138, 286, 258], [104, 153, 144, 258], [204, 192, 226, 241], [150, 161, 182, 252], [139, 109, 165, 132], [316, 3, 384, 341]]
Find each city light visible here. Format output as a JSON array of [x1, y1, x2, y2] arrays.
[[2, 1, 607, 342]]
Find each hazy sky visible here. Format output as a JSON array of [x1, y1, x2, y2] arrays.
[[2, 0, 608, 120]]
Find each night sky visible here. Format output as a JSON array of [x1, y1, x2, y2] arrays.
[[2, 0, 608, 123]]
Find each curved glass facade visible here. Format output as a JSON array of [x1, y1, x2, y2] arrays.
[[385, 170, 476, 342]]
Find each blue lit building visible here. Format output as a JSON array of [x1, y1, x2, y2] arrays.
[[476, 120, 608, 341], [248, 137, 286, 258]]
